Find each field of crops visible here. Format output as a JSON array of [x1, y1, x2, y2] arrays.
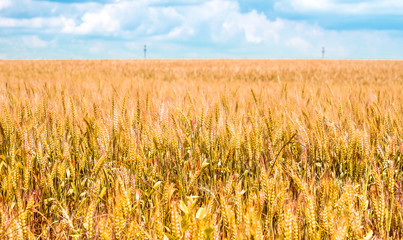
[[0, 60, 402, 239]]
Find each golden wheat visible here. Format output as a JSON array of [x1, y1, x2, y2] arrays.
[[0, 59, 402, 239]]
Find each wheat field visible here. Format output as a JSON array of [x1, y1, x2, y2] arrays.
[[0, 60, 402, 239]]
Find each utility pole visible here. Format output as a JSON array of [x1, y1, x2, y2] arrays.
[[322, 47, 325, 59], [144, 45, 147, 59]]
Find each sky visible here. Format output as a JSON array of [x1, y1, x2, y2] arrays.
[[0, 0, 402, 59]]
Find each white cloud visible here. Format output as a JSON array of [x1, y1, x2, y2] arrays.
[[212, 8, 275, 44], [173, 1, 284, 44], [237, 10, 283, 44], [64, 5, 121, 35], [60, 16, 76, 33], [0, 0, 11, 10], [0, 0, 401, 59], [61, 1, 185, 36], [22, 35, 49, 48], [60, 0, 280, 44]]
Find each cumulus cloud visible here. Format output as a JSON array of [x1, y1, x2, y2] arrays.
[[60, 1, 183, 36], [0, 0, 12, 10], [64, 8, 120, 34], [56, 0, 284, 44], [0, 0, 401, 59], [166, 0, 284, 45]]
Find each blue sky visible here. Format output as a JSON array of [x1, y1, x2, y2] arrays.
[[0, 0, 402, 59]]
